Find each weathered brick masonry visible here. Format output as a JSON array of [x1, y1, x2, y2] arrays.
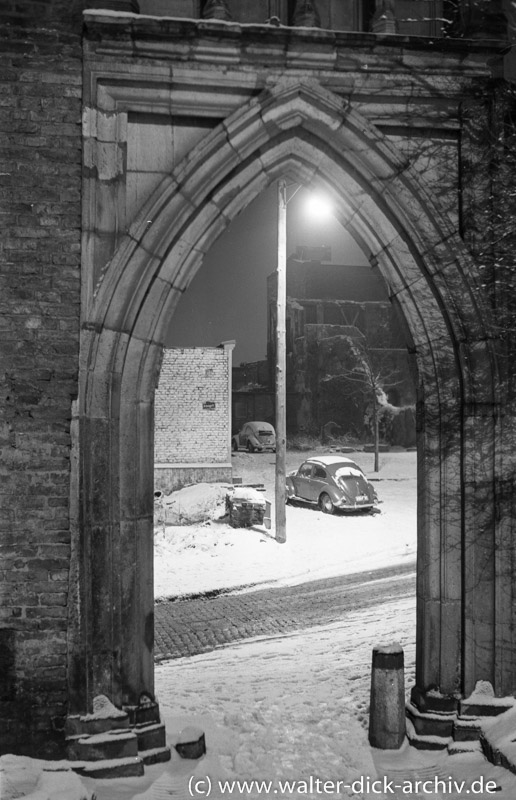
[[0, 1, 82, 756]]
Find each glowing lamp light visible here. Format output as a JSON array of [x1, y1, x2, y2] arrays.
[[304, 192, 333, 220]]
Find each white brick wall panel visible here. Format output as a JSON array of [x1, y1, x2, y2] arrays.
[[154, 347, 230, 464]]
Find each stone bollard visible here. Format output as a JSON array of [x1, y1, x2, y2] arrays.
[[175, 725, 206, 759], [368, 643, 406, 749]]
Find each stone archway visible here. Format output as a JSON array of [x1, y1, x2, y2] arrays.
[[73, 78, 506, 721]]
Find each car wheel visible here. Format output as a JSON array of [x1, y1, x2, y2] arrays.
[[319, 493, 335, 514], [247, 441, 255, 453], [231, 439, 238, 451]]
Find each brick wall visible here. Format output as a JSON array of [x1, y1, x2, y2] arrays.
[[0, 2, 82, 756], [155, 346, 232, 469], [0, 0, 85, 29]]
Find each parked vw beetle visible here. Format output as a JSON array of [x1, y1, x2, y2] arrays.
[[286, 455, 378, 514], [232, 421, 276, 453]]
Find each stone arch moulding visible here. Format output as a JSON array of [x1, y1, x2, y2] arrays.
[[74, 78, 506, 718]]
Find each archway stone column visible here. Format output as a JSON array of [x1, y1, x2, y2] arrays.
[[410, 332, 508, 730], [494, 397, 516, 695], [71, 328, 162, 714], [414, 341, 463, 703], [118, 338, 161, 707]]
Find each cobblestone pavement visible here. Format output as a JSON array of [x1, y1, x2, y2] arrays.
[[154, 562, 415, 661]]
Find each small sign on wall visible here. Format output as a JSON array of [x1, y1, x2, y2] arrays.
[[203, 401, 216, 410]]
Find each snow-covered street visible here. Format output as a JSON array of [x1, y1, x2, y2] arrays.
[[154, 449, 417, 600], [4, 448, 516, 799]]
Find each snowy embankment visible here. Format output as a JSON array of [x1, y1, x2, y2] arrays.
[[154, 449, 417, 600]]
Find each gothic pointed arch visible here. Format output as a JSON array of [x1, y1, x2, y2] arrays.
[[74, 77, 505, 717], [92, 78, 490, 356]]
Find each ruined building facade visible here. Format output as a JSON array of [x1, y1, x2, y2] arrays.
[[155, 343, 234, 493], [267, 257, 416, 439], [2, 0, 516, 763]]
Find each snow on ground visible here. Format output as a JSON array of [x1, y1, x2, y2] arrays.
[[154, 449, 417, 600], [80, 594, 516, 800], [0, 755, 93, 799], [5, 448, 516, 799]]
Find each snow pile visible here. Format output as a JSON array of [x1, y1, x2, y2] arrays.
[[335, 465, 363, 479], [0, 755, 93, 800], [80, 694, 127, 721], [483, 706, 516, 769], [464, 680, 516, 709], [469, 680, 496, 699], [229, 486, 266, 504], [156, 483, 229, 526]]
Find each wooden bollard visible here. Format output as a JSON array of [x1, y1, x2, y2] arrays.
[[368, 643, 406, 749]]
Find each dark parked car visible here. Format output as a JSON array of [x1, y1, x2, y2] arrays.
[[232, 421, 276, 453], [286, 455, 378, 514]]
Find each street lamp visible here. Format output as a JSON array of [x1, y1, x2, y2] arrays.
[[304, 192, 334, 221], [275, 179, 288, 544], [275, 182, 333, 544]]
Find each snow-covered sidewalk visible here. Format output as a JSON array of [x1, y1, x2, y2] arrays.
[[80, 593, 516, 800]]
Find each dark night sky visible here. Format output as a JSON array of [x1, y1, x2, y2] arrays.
[[165, 184, 369, 364]]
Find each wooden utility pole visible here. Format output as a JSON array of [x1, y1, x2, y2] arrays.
[[275, 179, 287, 543]]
